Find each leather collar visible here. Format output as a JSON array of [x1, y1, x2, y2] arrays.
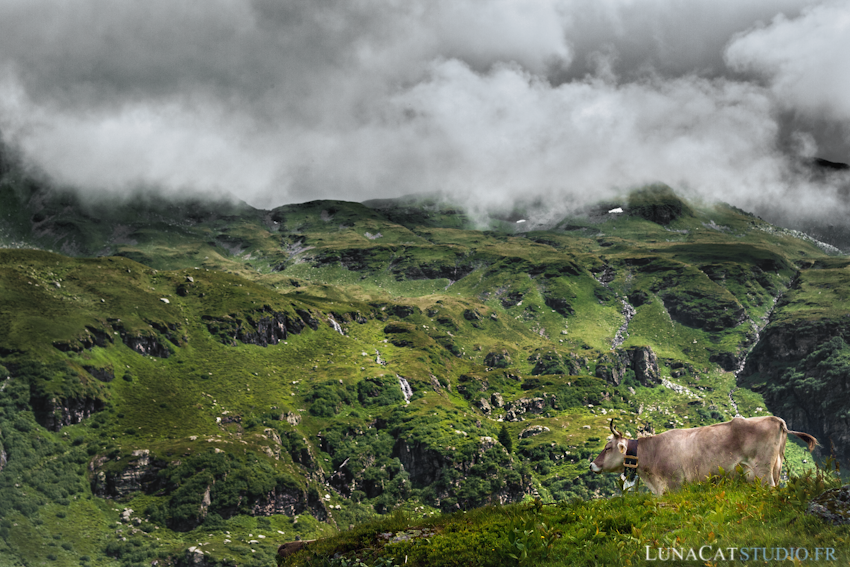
[[623, 439, 639, 481]]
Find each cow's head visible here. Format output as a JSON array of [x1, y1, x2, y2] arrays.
[[589, 419, 628, 474]]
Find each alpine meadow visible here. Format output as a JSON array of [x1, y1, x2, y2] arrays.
[[1, 140, 849, 566]]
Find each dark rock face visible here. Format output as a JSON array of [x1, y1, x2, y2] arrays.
[[203, 307, 319, 347], [295, 309, 320, 331], [33, 395, 105, 432], [519, 425, 549, 438], [476, 397, 492, 415], [742, 319, 850, 462], [543, 295, 574, 316], [393, 438, 532, 508], [528, 350, 566, 375], [90, 450, 166, 499], [500, 291, 524, 308], [121, 332, 171, 358], [503, 397, 547, 421], [84, 365, 115, 383], [251, 487, 324, 519], [709, 351, 740, 372], [627, 290, 650, 307], [626, 185, 693, 225], [484, 350, 511, 368], [389, 305, 418, 318], [490, 392, 504, 408], [595, 346, 660, 387], [807, 485, 850, 525], [630, 346, 661, 386], [394, 439, 444, 487], [659, 290, 745, 332], [463, 309, 482, 322], [52, 325, 114, 352], [238, 312, 289, 346]]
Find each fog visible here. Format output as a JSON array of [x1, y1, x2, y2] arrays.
[[0, 0, 848, 222]]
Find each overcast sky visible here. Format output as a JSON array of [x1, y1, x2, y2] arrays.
[[0, 0, 848, 221]]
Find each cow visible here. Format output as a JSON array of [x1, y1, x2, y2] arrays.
[[589, 416, 818, 494]]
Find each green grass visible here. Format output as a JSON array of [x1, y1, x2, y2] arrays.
[[281, 466, 849, 567], [2, 177, 848, 566]]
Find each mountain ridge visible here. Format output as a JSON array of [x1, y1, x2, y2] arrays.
[[1, 149, 848, 565]]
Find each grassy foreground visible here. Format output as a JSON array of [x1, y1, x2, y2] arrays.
[[281, 466, 849, 567]]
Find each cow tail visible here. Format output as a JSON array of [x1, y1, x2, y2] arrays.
[[788, 430, 819, 452]]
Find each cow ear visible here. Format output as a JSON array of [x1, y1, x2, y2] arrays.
[[617, 439, 628, 454]]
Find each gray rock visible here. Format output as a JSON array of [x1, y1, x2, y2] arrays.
[[807, 485, 850, 525], [519, 425, 550, 439], [491, 392, 504, 408]]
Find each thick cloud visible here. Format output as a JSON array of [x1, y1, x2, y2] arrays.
[[0, 0, 847, 220], [727, 2, 850, 122]]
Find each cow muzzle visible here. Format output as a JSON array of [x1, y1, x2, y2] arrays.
[[589, 462, 602, 473]]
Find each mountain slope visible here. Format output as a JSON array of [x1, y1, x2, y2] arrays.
[[0, 156, 846, 566]]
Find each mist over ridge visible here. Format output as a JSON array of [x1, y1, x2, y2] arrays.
[[0, 0, 849, 230]]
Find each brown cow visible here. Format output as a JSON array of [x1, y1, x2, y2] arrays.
[[589, 416, 818, 494]]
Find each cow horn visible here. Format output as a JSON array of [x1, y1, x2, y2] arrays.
[[609, 418, 622, 437]]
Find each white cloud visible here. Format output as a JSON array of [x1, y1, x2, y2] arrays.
[[0, 0, 847, 222], [726, 1, 850, 124]]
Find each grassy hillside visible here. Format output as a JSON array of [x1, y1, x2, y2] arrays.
[[1, 159, 848, 566], [281, 466, 848, 567]]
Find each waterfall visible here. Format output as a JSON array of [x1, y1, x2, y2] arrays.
[[730, 291, 783, 417], [327, 316, 345, 336], [397, 375, 413, 404], [728, 388, 741, 417]]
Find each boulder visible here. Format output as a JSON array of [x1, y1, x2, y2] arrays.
[[807, 485, 850, 525], [519, 425, 550, 439]]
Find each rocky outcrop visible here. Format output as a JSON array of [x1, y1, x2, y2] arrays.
[[627, 184, 693, 225], [90, 449, 166, 499], [0, 449, 7, 472], [52, 325, 114, 352], [744, 319, 850, 375], [280, 412, 301, 425], [33, 395, 105, 432], [120, 331, 172, 358], [52, 320, 178, 358], [203, 306, 320, 347], [83, 365, 115, 383], [807, 485, 850, 525], [595, 346, 660, 387], [658, 290, 746, 332], [484, 350, 511, 369], [250, 486, 316, 519], [393, 437, 532, 509], [504, 397, 548, 422], [527, 350, 567, 375], [519, 425, 550, 439], [741, 319, 850, 461], [393, 439, 445, 487], [500, 291, 524, 309]]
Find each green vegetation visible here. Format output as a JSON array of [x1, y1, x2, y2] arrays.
[[281, 464, 849, 567], [1, 153, 847, 565]]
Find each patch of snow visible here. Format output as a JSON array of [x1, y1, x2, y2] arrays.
[[608, 207, 623, 214], [516, 219, 526, 223]]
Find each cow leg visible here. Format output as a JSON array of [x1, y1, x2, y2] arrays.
[[771, 455, 782, 487]]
